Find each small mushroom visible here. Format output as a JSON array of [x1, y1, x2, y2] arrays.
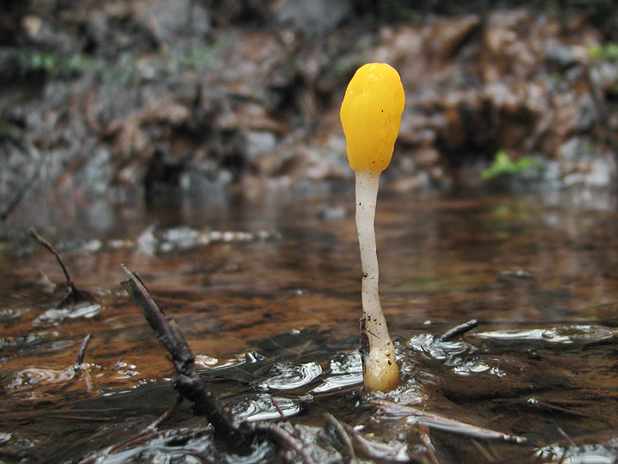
[[340, 63, 405, 393]]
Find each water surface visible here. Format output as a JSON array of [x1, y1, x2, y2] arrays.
[[2, 187, 618, 462]]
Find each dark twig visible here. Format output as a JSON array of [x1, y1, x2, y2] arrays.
[[120, 265, 194, 372], [121, 265, 259, 455], [29, 228, 75, 288], [28, 228, 92, 306], [0, 147, 43, 222], [259, 423, 316, 464], [143, 395, 184, 433], [438, 319, 479, 343], [557, 427, 577, 448], [375, 400, 526, 444], [339, 419, 410, 462], [78, 400, 197, 464], [73, 334, 93, 392], [271, 396, 289, 422], [324, 413, 356, 463], [470, 438, 498, 462], [418, 423, 441, 464], [73, 334, 92, 371]]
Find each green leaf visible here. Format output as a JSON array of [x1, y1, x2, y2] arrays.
[[481, 150, 541, 181]]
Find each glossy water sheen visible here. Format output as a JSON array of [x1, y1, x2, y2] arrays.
[[2, 187, 618, 462]]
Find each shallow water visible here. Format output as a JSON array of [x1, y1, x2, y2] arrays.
[[2, 186, 618, 462]]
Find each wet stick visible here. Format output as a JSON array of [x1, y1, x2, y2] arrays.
[[340, 63, 405, 392], [121, 266, 257, 454]]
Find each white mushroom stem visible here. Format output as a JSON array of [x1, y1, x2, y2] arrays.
[[355, 168, 400, 392]]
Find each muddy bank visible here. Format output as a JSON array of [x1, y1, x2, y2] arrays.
[[1, 1, 618, 223]]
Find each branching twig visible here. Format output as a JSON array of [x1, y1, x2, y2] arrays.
[[259, 423, 316, 464], [29, 227, 76, 289], [29, 228, 92, 306], [324, 413, 356, 463], [338, 418, 409, 462], [121, 265, 259, 455]]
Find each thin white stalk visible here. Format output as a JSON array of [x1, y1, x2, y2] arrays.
[[355, 168, 399, 392]]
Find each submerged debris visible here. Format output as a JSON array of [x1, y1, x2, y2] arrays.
[[375, 400, 527, 444], [117, 265, 533, 463]]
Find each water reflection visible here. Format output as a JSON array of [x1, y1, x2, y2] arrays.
[[311, 350, 363, 394], [4, 188, 618, 390], [4, 188, 618, 462], [475, 325, 618, 344], [254, 361, 322, 391], [35, 302, 103, 326], [7, 367, 75, 389], [537, 441, 618, 464], [232, 394, 301, 421]]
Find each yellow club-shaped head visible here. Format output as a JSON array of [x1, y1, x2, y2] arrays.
[[340, 63, 405, 172]]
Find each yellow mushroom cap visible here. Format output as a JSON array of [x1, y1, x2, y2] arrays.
[[340, 63, 405, 172]]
